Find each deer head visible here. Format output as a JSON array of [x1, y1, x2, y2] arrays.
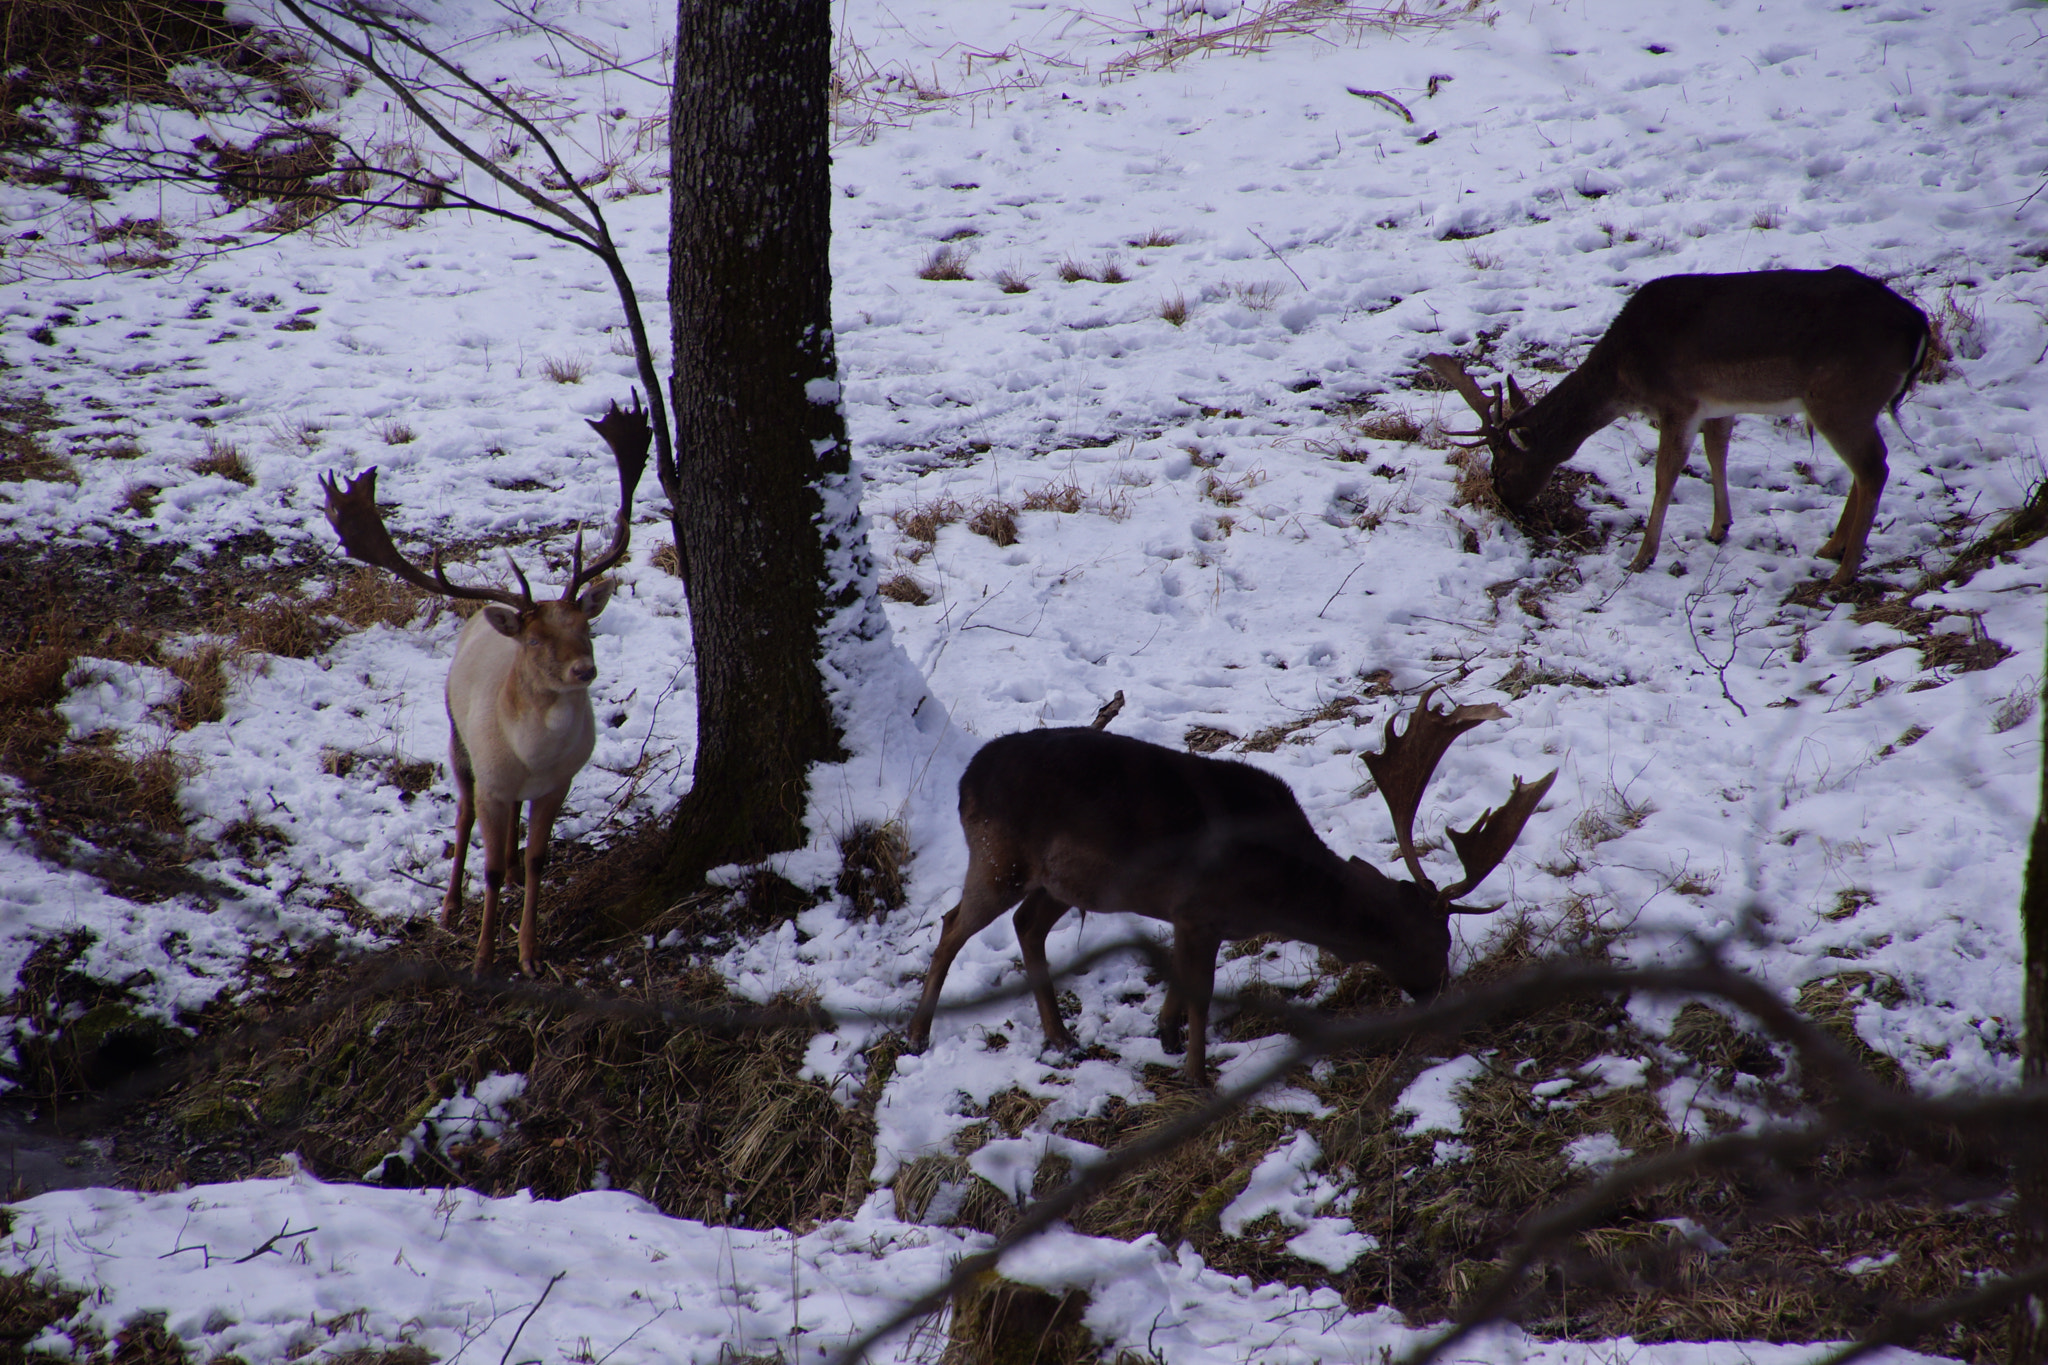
[[1424, 354, 1548, 512]]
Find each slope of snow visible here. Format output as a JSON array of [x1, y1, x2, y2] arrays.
[[3, 0, 2046, 1355]]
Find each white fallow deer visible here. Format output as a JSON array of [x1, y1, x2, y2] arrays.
[[904, 689, 1556, 1083], [320, 397, 650, 974], [1425, 267, 1930, 589]]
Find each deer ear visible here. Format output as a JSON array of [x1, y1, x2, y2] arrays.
[[481, 605, 523, 638], [577, 580, 616, 620]]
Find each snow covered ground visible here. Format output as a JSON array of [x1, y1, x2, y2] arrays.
[[4, 0, 2046, 1357]]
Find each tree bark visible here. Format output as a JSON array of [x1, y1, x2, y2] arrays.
[[645, 0, 850, 903], [2014, 623, 2048, 1365]]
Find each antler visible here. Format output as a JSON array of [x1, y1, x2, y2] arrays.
[[1423, 353, 1504, 436], [320, 468, 533, 610], [1362, 686, 1558, 910], [567, 392, 653, 599], [1423, 354, 1533, 449]]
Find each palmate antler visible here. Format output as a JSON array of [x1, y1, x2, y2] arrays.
[[1424, 354, 1529, 449], [1363, 686, 1558, 911], [321, 392, 652, 608]]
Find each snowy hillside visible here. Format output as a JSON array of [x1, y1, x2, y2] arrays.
[[3, 0, 2046, 1359]]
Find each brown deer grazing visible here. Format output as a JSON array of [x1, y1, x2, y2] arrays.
[[1425, 267, 1930, 589], [321, 397, 650, 974], [905, 690, 1556, 1083]]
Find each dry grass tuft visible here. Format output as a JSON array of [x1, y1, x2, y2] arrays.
[[1056, 256, 1093, 284], [1158, 290, 1189, 326], [1921, 290, 1985, 383], [878, 573, 932, 605], [1095, 255, 1130, 285], [835, 818, 911, 920], [918, 243, 974, 281], [1021, 479, 1084, 515], [1128, 227, 1181, 248], [1750, 207, 1781, 231], [967, 500, 1020, 546], [539, 353, 591, 385], [162, 642, 229, 730], [1353, 409, 1426, 443], [993, 266, 1032, 294], [1200, 469, 1264, 507], [374, 417, 417, 446], [1447, 446, 1499, 510], [121, 482, 163, 516], [893, 496, 966, 544], [649, 540, 684, 577], [0, 384, 75, 484], [323, 566, 426, 630], [943, 1275, 1095, 1365], [48, 732, 195, 836], [1229, 279, 1284, 311], [233, 593, 338, 659], [188, 435, 253, 485]]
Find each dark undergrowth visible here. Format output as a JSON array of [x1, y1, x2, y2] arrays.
[[894, 918, 2011, 1362]]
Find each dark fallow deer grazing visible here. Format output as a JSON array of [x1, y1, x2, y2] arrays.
[[1425, 267, 1930, 589], [321, 398, 650, 974], [905, 690, 1556, 1083]]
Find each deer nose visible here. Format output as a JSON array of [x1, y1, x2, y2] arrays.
[[569, 660, 597, 685]]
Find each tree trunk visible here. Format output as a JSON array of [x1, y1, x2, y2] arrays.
[[2014, 625, 2048, 1365], [646, 0, 849, 903]]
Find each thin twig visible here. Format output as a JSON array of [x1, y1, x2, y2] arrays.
[[233, 1221, 319, 1263], [500, 1271, 566, 1365], [1248, 228, 1309, 292]]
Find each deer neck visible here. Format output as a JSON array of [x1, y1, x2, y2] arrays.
[[1515, 354, 1630, 472], [499, 657, 593, 754]]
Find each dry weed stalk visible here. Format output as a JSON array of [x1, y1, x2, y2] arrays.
[[1096, 0, 1474, 73]]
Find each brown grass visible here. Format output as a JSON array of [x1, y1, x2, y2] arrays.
[[993, 266, 1032, 294], [539, 353, 590, 384], [1920, 290, 1984, 383], [893, 496, 966, 544], [649, 539, 683, 576], [878, 573, 931, 605], [1056, 256, 1093, 284], [967, 500, 1020, 546], [1158, 291, 1189, 326], [374, 418, 416, 446], [188, 435, 253, 484], [95, 937, 889, 1232], [1128, 228, 1181, 248], [0, 383, 75, 483], [918, 243, 973, 281], [1353, 410, 1426, 443], [1021, 479, 1084, 514], [835, 818, 911, 920], [323, 565, 426, 630]]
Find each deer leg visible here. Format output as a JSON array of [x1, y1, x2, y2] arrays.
[[1814, 422, 1889, 587], [1158, 971, 1186, 1056], [1701, 417, 1735, 544], [442, 729, 475, 929], [1013, 889, 1078, 1052], [472, 795, 516, 975], [517, 788, 569, 976], [1628, 416, 1699, 573], [1170, 927, 1222, 1086], [906, 863, 1025, 1052], [506, 811, 527, 889]]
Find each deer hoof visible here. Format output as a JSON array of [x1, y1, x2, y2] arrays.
[[1624, 550, 1655, 574]]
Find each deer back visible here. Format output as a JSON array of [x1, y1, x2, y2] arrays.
[[959, 728, 1450, 990], [1595, 267, 1926, 410], [445, 589, 613, 801]]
